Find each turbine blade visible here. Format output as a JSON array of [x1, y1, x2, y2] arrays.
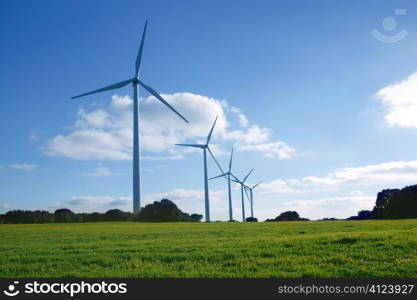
[[209, 173, 227, 180], [229, 147, 234, 172], [135, 21, 148, 77], [137, 79, 189, 123], [206, 115, 218, 144], [175, 143, 203, 148], [71, 79, 133, 99], [207, 146, 224, 174], [243, 168, 254, 183], [252, 182, 262, 189]]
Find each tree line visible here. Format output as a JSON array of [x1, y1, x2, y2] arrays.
[[0, 199, 203, 224], [347, 184, 417, 220], [1, 184, 416, 224]]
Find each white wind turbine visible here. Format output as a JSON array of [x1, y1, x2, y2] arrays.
[[209, 148, 235, 221], [175, 116, 223, 222], [244, 182, 262, 219], [232, 169, 254, 222], [71, 21, 189, 214]]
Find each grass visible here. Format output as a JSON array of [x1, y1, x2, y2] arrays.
[[0, 219, 416, 277]]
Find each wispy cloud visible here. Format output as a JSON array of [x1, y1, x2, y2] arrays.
[[375, 71, 417, 128], [54, 196, 131, 212], [140, 154, 184, 161], [255, 196, 375, 220], [236, 141, 297, 159], [29, 129, 40, 141], [82, 166, 113, 177], [57, 188, 228, 215], [44, 93, 297, 161], [259, 160, 417, 195], [10, 164, 37, 171]]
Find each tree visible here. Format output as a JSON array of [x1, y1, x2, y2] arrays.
[[245, 217, 258, 222], [54, 208, 81, 223], [78, 212, 103, 222], [103, 209, 132, 221], [190, 213, 203, 222], [136, 199, 195, 222], [347, 210, 374, 220], [373, 185, 417, 219], [265, 211, 309, 222], [4, 210, 54, 223], [275, 211, 300, 221]]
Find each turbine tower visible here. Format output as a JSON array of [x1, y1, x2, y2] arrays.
[[71, 21, 189, 214], [209, 148, 235, 221], [244, 182, 262, 218], [176, 116, 223, 222], [232, 169, 254, 222]]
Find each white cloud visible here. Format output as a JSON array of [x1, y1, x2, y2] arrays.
[[229, 106, 249, 127], [237, 114, 249, 127], [224, 125, 270, 144], [260, 160, 417, 195], [58, 188, 227, 215], [82, 166, 113, 177], [0, 203, 9, 210], [44, 92, 295, 160], [256, 178, 303, 194], [279, 196, 375, 220], [57, 196, 131, 212], [29, 129, 40, 141], [45, 130, 131, 160], [242, 160, 417, 220], [10, 164, 37, 171], [59, 189, 375, 221], [375, 72, 417, 128], [237, 141, 297, 159], [350, 190, 364, 196], [140, 154, 184, 161], [48, 159, 417, 219], [143, 188, 226, 206]]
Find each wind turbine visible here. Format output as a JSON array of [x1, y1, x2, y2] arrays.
[[71, 21, 189, 214], [232, 169, 254, 222], [209, 148, 235, 221], [175, 116, 223, 222], [244, 182, 262, 218]]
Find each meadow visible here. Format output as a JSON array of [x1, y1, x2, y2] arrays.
[[0, 220, 416, 278]]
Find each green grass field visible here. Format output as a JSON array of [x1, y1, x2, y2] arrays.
[[0, 220, 416, 277]]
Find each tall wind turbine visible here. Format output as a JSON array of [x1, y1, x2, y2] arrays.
[[71, 21, 189, 214], [244, 182, 262, 218], [232, 169, 254, 222], [209, 148, 235, 221], [176, 116, 223, 222]]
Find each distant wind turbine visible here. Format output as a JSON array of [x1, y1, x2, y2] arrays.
[[209, 148, 235, 221], [176, 116, 223, 222], [71, 21, 189, 214], [244, 182, 262, 218], [232, 169, 254, 222]]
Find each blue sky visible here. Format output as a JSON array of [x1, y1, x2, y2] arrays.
[[2, 0, 417, 220]]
